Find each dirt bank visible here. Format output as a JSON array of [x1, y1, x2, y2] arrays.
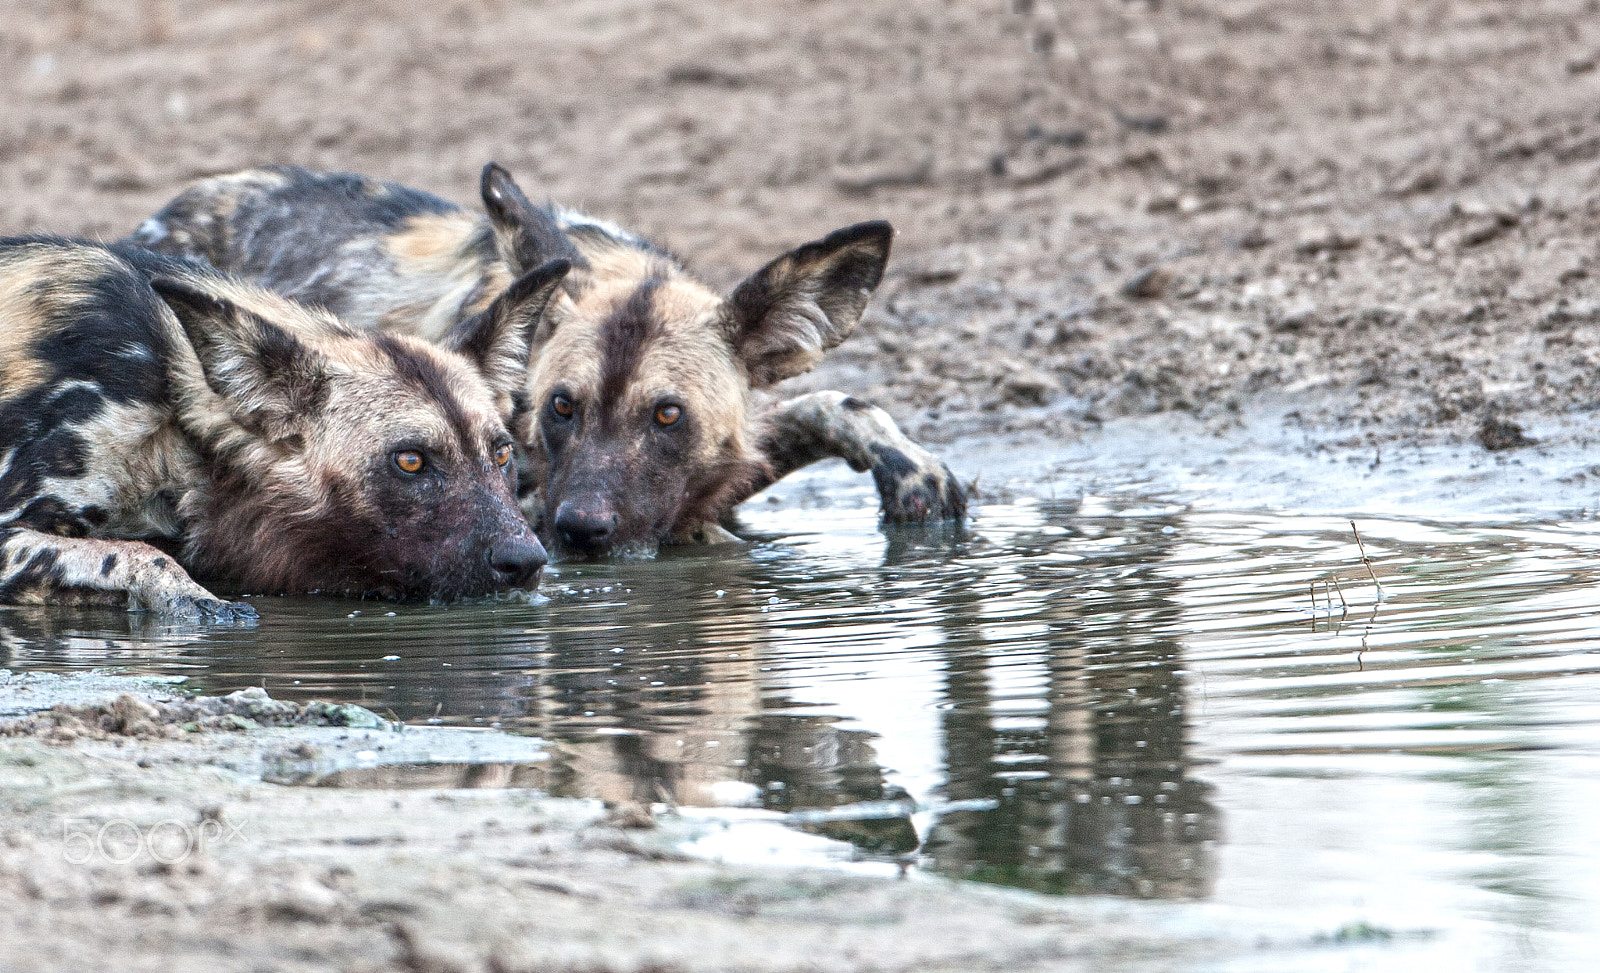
[[4, 0, 1599, 454], [0, 673, 1343, 972]]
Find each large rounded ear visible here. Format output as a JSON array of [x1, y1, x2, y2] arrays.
[[150, 275, 325, 442], [480, 162, 584, 275], [442, 259, 571, 399], [722, 221, 892, 388]]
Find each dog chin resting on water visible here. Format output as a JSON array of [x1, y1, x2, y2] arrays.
[[128, 163, 967, 558], [0, 237, 568, 618]]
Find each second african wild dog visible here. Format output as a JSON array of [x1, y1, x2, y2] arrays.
[[128, 164, 966, 555], [0, 237, 569, 617]]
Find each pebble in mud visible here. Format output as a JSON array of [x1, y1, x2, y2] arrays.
[[995, 367, 1060, 407], [1269, 301, 1320, 333], [1477, 416, 1537, 452], [1122, 266, 1171, 300]]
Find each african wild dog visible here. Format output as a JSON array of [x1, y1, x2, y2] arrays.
[[129, 164, 966, 555], [0, 237, 568, 617]]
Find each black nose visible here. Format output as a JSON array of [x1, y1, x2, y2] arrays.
[[488, 535, 547, 588], [554, 501, 618, 551]]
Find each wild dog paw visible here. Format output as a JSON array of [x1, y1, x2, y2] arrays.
[[868, 444, 969, 524], [169, 595, 259, 622], [126, 561, 258, 621], [131, 588, 258, 622]]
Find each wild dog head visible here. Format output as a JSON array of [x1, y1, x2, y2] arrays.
[[479, 164, 893, 556], [150, 253, 570, 598]]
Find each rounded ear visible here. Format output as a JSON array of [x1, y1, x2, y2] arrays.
[[443, 259, 571, 398], [722, 221, 893, 388], [479, 162, 584, 275], [150, 274, 325, 440]]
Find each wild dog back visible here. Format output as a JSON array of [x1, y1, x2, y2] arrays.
[[130, 166, 509, 342], [0, 241, 195, 542], [0, 238, 562, 616]]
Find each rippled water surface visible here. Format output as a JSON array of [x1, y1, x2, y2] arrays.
[[6, 469, 1600, 970]]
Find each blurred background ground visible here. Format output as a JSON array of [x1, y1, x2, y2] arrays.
[[3, 0, 1600, 452]]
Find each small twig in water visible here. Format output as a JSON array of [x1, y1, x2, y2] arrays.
[[1329, 574, 1348, 609], [1351, 520, 1383, 599]]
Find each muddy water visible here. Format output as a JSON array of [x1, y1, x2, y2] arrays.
[[5, 467, 1600, 969]]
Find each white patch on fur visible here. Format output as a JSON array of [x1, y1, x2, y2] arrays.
[[131, 218, 169, 244], [549, 205, 648, 249]]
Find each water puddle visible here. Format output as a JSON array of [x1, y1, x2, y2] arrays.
[[5, 463, 1600, 968]]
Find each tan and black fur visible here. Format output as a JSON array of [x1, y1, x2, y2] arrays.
[[129, 164, 965, 555], [0, 237, 567, 617]]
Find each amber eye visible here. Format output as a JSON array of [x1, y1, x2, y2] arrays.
[[551, 394, 574, 419], [393, 450, 424, 475], [494, 443, 514, 468], [655, 404, 683, 427]]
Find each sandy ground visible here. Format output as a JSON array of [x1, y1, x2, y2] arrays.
[[4, 0, 1600, 967]]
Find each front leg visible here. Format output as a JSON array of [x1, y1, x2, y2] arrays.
[[742, 390, 968, 523], [0, 528, 256, 621]]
